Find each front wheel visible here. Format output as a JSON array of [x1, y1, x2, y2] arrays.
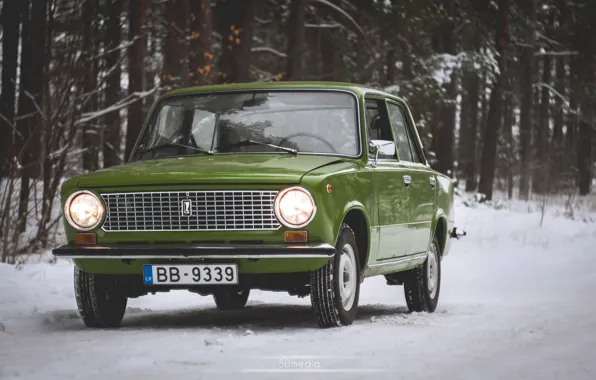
[[310, 224, 361, 328], [74, 268, 128, 328], [404, 236, 441, 312], [213, 289, 250, 310]]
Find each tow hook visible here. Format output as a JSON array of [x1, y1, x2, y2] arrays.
[[450, 227, 466, 239]]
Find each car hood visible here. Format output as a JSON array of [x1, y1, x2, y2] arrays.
[[77, 154, 345, 188]]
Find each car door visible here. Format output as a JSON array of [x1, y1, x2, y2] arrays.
[[364, 98, 413, 262], [386, 100, 435, 254]]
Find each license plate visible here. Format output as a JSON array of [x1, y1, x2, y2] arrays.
[[143, 264, 238, 285]]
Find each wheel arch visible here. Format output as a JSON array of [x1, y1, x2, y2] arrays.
[[431, 209, 449, 257], [338, 203, 371, 270]]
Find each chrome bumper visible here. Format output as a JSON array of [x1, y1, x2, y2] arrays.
[[52, 243, 336, 260]]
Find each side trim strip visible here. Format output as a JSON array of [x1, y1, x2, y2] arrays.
[[377, 221, 432, 228], [367, 252, 427, 269]]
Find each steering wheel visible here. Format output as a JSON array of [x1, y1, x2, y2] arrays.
[[278, 133, 337, 153]]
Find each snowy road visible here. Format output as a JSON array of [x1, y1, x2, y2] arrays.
[[1, 200, 595, 380]]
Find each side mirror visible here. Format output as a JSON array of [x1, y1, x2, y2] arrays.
[[371, 140, 396, 156]]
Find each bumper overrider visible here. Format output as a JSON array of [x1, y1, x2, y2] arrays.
[[52, 243, 336, 260]]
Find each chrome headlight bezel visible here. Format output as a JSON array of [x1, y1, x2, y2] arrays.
[[274, 186, 317, 228], [64, 190, 105, 231]]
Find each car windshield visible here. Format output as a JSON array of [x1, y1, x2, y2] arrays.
[[132, 91, 360, 161]]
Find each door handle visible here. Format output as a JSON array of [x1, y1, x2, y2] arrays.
[[403, 175, 412, 186], [429, 176, 436, 188]]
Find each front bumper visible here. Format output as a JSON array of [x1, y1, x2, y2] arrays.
[[52, 243, 336, 260]]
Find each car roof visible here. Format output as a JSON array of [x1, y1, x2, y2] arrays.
[[163, 81, 407, 103]]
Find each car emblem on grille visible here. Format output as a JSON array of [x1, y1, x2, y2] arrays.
[[181, 199, 192, 216]]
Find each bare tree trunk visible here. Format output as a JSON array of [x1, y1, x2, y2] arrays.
[[163, 0, 189, 89], [503, 88, 514, 199], [144, 6, 158, 113], [125, 0, 147, 160], [103, 0, 123, 168], [464, 71, 480, 192], [26, 0, 47, 179], [518, 0, 536, 200], [459, 72, 470, 181], [38, 0, 54, 248], [550, 53, 565, 192], [188, 0, 213, 85], [478, 0, 509, 200], [0, 0, 20, 178], [576, 3, 595, 196], [320, 32, 339, 81], [433, 0, 456, 177], [566, 57, 579, 178], [82, 0, 99, 172], [15, 0, 32, 233], [577, 106, 593, 196], [285, 0, 307, 80], [216, 0, 256, 83], [533, 11, 554, 194]]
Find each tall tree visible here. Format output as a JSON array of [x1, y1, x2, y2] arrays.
[[125, 0, 147, 160], [549, 1, 568, 190], [103, 0, 123, 168], [463, 69, 481, 191], [216, 0, 257, 83], [533, 10, 555, 194], [81, 0, 100, 171], [14, 0, 32, 233], [285, 0, 307, 80], [188, 0, 213, 85], [162, 0, 189, 89], [433, 0, 456, 176], [478, 0, 509, 200], [517, 0, 536, 200], [576, 1, 595, 195], [0, 0, 20, 177]]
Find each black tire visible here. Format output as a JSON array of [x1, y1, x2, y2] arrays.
[[74, 268, 128, 328], [213, 289, 250, 310], [310, 224, 361, 328], [404, 236, 441, 313]]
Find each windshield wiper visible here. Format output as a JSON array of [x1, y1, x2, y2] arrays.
[[216, 140, 298, 155], [136, 142, 214, 157]]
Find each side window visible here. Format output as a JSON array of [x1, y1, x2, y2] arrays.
[[386, 102, 413, 162], [365, 99, 395, 159]]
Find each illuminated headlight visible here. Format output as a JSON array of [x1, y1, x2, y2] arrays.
[[274, 187, 316, 228], [64, 191, 104, 231]]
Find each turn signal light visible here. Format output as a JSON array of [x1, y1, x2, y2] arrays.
[[285, 230, 308, 243], [75, 233, 96, 245]]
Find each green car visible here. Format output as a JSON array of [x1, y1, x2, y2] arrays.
[[53, 81, 461, 329]]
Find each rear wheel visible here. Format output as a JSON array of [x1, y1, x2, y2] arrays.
[[74, 268, 128, 328], [213, 289, 250, 310], [310, 224, 361, 328], [404, 236, 441, 312]]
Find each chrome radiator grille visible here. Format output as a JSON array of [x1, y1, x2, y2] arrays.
[[100, 191, 281, 232]]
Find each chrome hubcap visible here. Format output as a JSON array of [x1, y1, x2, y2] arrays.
[[339, 244, 357, 310], [427, 243, 439, 298]]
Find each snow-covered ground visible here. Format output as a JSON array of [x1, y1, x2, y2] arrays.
[[1, 196, 595, 380]]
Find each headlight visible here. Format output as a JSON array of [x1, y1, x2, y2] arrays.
[[274, 187, 316, 228], [64, 191, 104, 231]]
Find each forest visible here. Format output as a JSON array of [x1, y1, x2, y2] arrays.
[[0, 0, 594, 263]]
